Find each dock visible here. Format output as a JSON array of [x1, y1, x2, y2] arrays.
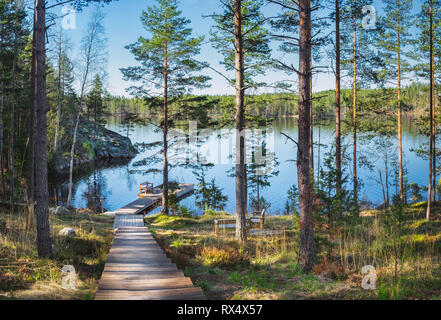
[[109, 183, 194, 218], [95, 182, 204, 300]]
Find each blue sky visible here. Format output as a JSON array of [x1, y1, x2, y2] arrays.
[[51, 0, 425, 97]]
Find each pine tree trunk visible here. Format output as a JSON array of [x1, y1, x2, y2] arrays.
[[54, 28, 62, 154], [0, 80, 6, 202], [34, 0, 52, 257], [352, 10, 358, 214], [335, 0, 342, 197], [161, 27, 169, 215], [234, 0, 247, 242], [26, 13, 36, 231], [309, 77, 314, 175], [427, 0, 434, 221], [298, 0, 314, 272], [9, 9, 20, 208], [0, 21, 6, 202], [397, 14, 403, 204]]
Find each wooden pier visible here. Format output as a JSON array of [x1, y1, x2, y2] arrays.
[[95, 182, 204, 300], [108, 183, 194, 218]]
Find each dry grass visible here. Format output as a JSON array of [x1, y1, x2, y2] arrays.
[[0, 208, 114, 300], [145, 206, 441, 300]]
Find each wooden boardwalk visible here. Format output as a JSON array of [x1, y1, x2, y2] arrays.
[[96, 226, 204, 300], [109, 183, 194, 216], [113, 215, 144, 229]]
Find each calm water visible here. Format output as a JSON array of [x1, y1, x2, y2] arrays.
[[64, 116, 429, 214]]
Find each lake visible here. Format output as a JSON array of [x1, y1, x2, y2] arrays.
[[63, 115, 429, 215]]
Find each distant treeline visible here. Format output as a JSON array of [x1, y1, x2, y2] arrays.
[[107, 82, 433, 120]]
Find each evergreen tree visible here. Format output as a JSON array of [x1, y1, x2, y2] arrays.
[[340, 0, 384, 214], [121, 0, 210, 214], [378, 0, 414, 204], [209, 0, 271, 242], [87, 75, 107, 127]]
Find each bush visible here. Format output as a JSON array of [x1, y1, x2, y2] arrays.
[[196, 246, 250, 268]]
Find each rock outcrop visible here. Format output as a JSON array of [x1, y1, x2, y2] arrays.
[[54, 117, 137, 173]]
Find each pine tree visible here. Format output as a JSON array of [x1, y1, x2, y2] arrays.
[[32, 0, 113, 257], [209, 0, 271, 242], [340, 0, 384, 214], [378, 0, 414, 204], [87, 75, 107, 127], [121, 0, 209, 215], [413, 0, 441, 219]]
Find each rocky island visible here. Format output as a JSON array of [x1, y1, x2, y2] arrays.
[[52, 117, 138, 173]]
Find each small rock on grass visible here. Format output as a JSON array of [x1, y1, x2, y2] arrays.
[[55, 206, 72, 215], [59, 228, 76, 237]]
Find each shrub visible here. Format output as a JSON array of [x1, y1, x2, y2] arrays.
[[196, 246, 250, 268]]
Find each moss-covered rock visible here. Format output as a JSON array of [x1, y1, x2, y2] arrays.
[[53, 117, 137, 172]]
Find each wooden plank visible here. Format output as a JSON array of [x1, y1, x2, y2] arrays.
[[95, 226, 204, 300], [95, 287, 205, 300], [98, 277, 194, 291]]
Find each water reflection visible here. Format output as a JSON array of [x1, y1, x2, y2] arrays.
[[58, 116, 429, 215]]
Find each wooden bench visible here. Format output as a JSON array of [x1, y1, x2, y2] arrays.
[[214, 209, 266, 236]]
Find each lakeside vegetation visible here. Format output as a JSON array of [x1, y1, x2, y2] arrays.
[[106, 82, 432, 120], [0, 0, 441, 301], [0, 208, 113, 300], [146, 204, 441, 300]]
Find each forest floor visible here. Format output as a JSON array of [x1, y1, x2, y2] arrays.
[[0, 209, 114, 300], [1, 203, 441, 300], [145, 205, 441, 300]]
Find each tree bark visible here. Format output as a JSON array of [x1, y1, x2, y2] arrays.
[[0, 80, 6, 202], [9, 3, 20, 209], [26, 10, 36, 231], [161, 19, 169, 215], [335, 0, 342, 197], [234, 0, 247, 242], [427, 0, 434, 221], [352, 8, 358, 214], [34, 0, 52, 257], [309, 77, 313, 176], [397, 14, 403, 204], [298, 0, 314, 272], [0, 20, 6, 202], [54, 28, 63, 154]]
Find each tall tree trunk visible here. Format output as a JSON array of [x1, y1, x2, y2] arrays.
[[161, 20, 169, 215], [234, 0, 247, 242], [9, 7, 20, 208], [352, 9, 358, 214], [0, 21, 6, 202], [34, 0, 52, 257], [54, 28, 62, 154], [335, 0, 342, 197], [397, 14, 403, 204], [0, 80, 6, 202], [309, 77, 314, 176], [427, 0, 434, 221], [298, 0, 314, 272], [26, 13, 36, 231]]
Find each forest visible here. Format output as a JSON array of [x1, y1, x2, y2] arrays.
[[0, 0, 441, 301]]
